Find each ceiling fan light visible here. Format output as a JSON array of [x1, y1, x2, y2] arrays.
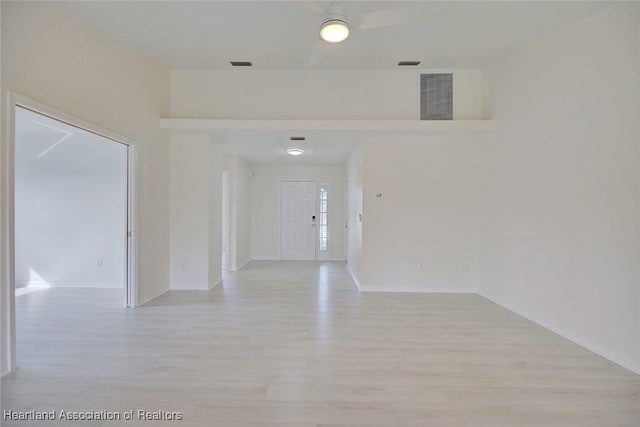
[[287, 148, 305, 156], [320, 19, 349, 43]]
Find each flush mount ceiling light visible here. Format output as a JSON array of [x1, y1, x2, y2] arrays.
[[320, 2, 349, 43], [287, 148, 305, 156]]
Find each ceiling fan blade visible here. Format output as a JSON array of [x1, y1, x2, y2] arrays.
[[307, 40, 327, 67], [358, 6, 427, 30], [294, 0, 326, 16]]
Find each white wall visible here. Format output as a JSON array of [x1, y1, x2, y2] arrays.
[[479, 3, 640, 374], [358, 135, 483, 293], [169, 133, 223, 289], [15, 127, 127, 288], [346, 144, 364, 288], [226, 154, 252, 270], [251, 164, 346, 261], [171, 69, 484, 120], [170, 134, 209, 289], [208, 143, 224, 286], [0, 0, 6, 376], [2, 2, 170, 374]]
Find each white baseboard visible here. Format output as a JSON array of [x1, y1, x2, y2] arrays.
[[231, 258, 252, 271], [238, 258, 251, 269], [346, 265, 362, 290], [479, 291, 640, 375], [209, 277, 223, 289], [362, 287, 475, 294], [18, 281, 122, 289], [252, 257, 346, 262], [136, 287, 169, 307]]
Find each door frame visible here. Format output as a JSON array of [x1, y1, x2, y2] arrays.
[[278, 179, 335, 261], [315, 180, 334, 262], [221, 169, 230, 270], [1, 92, 138, 374]]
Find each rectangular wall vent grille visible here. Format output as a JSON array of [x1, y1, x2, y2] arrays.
[[420, 74, 453, 120]]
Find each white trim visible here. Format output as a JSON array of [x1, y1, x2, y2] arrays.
[[137, 288, 169, 307], [2, 92, 139, 374], [13, 95, 135, 145], [279, 179, 336, 262], [221, 169, 230, 271], [126, 144, 138, 308], [316, 180, 333, 261], [231, 258, 251, 271], [479, 291, 640, 375], [361, 288, 475, 294], [159, 118, 494, 133], [209, 277, 223, 289], [16, 283, 124, 288], [2, 93, 17, 374], [343, 178, 348, 258], [347, 265, 362, 291], [251, 257, 345, 262]]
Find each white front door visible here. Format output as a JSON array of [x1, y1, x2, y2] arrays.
[[280, 181, 317, 260]]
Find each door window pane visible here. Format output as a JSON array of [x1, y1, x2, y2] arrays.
[[319, 187, 329, 251]]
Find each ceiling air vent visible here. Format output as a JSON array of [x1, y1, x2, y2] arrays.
[[420, 73, 453, 120], [290, 136, 306, 141], [230, 61, 252, 67], [398, 61, 421, 66]]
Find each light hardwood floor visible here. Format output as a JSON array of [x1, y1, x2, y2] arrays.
[[2, 261, 638, 426]]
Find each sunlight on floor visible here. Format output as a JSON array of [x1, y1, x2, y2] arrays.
[[15, 285, 49, 297], [15, 268, 51, 296]]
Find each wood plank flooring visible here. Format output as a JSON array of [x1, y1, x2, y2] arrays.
[[2, 261, 638, 426]]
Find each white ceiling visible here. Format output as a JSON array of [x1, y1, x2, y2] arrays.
[[17, 1, 611, 165], [53, 1, 610, 69], [220, 129, 357, 164], [171, 119, 491, 164]]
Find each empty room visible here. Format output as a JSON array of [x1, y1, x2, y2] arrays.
[[1, 1, 639, 426], [12, 105, 130, 377]]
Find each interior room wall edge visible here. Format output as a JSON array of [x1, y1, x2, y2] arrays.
[[479, 291, 640, 375]]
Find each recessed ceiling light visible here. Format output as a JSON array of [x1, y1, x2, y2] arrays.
[[320, 3, 349, 43], [398, 61, 421, 66], [230, 61, 252, 67], [287, 148, 304, 156]]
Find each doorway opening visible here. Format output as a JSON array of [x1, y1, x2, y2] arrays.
[[221, 169, 230, 270], [15, 106, 127, 295], [2, 94, 137, 372]]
